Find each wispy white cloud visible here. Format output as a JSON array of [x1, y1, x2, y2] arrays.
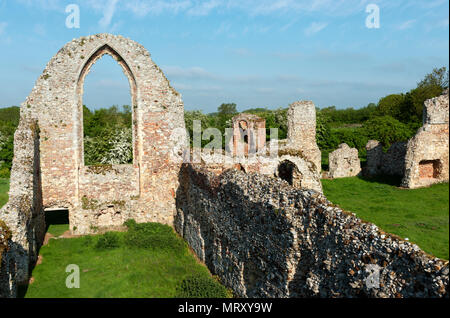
[[162, 66, 218, 80], [396, 19, 416, 30], [231, 48, 252, 57], [187, 0, 221, 16], [0, 22, 7, 35], [99, 0, 119, 29], [304, 21, 328, 36], [124, 0, 191, 17], [33, 23, 46, 36]]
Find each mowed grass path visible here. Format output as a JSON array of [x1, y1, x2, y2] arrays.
[[322, 177, 449, 260]]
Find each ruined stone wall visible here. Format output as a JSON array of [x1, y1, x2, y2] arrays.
[[0, 221, 16, 298], [365, 141, 407, 177], [0, 116, 45, 289], [198, 149, 323, 193], [402, 90, 449, 188], [176, 164, 448, 298], [328, 143, 361, 178], [2, 34, 187, 235]]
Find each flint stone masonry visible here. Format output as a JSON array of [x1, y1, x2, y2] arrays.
[[0, 118, 45, 287], [402, 89, 449, 188], [328, 143, 361, 178], [365, 141, 407, 177], [0, 221, 16, 298], [175, 164, 448, 298]]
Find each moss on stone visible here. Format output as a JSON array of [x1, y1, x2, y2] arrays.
[[86, 164, 115, 175], [81, 196, 99, 210], [0, 219, 11, 264]]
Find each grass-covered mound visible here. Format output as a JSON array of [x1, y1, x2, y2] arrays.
[[24, 221, 231, 298], [322, 176, 449, 260]]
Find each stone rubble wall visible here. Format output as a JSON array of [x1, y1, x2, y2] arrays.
[[0, 221, 16, 298], [175, 164, 448, 298], [402, 90, 449, 188], [198, 149, 323, 193], [0, 115, 45, 292], [328, 143, 361, 178], [365, 141, 407, 177]]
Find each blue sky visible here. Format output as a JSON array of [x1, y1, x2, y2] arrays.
[[0, 0, 448, 113]]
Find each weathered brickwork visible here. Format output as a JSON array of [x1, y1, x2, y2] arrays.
[[328, 143, 361, 178], [365, 141, 407, 177], [175, 164, 448, 298], [402, 89, 449, 188], [229, 113, 266, 156]]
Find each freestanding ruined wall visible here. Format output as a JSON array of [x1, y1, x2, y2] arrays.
[[176, 164, 448, 298], [285, 101, 321, 174], [0, 34, 187, 237], [328, 143, 361, 178], [402, 89, 449, 188]]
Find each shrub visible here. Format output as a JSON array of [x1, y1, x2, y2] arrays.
[[95, 231, 120, 250], [82, 235, 93, 247], [175, 274, 230, 298], [124, 221, 185, 252], [362, 116, 413, 149]]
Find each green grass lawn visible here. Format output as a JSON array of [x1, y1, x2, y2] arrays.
[[0, 178, 9, 208], [322, 176, 449, 260], [24, 222, 230, 298]]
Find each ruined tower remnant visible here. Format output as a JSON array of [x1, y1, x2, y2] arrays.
[[328, 143, 361, 178], [402, 89, 449, 188], [229, 113, 266, 156], [285, 101, 321, 174]]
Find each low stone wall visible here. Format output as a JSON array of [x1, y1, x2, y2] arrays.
[[175, 164, 448, 298]]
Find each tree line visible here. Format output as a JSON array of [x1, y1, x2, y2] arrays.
[[0, 66, 447, 176]]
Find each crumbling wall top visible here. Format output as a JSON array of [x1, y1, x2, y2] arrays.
[[423, 88, 449, 125]]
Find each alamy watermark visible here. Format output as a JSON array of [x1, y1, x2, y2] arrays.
[[364, 264, 381, 289], [65, 4, 80, 29], [66, 264, 80, 288], [366, 4, 380, 29]]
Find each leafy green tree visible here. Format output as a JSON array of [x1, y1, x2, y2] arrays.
[[417, 66, 449, 89], [362, 116, 413, 149], [217, 103, 237, 116], [376, 94, 405, 119]]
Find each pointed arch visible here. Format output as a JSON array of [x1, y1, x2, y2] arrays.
[[76, 44, 139, 167]]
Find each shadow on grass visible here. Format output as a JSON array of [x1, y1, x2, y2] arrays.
[[356, 174, 403, 187], [44, 209, 69, 234]]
